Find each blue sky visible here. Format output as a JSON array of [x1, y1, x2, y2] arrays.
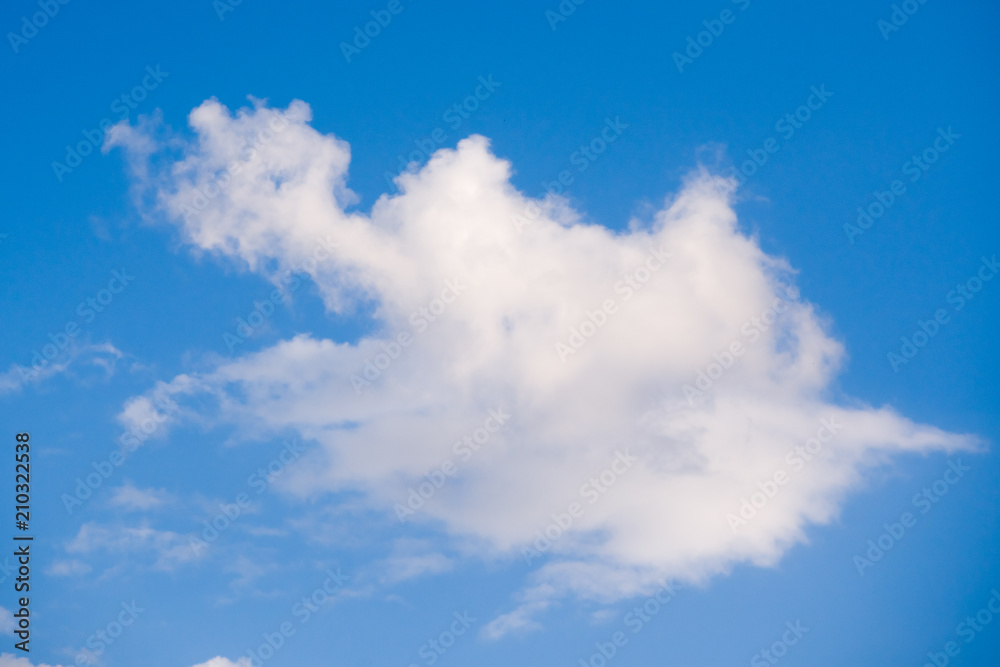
[[1, 0, 999, 665]]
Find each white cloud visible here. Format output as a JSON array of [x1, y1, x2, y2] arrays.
[[66, 521, 199, 570], [189, 659, 251, 667], [375, 539, 454, 584], [0, 608, 12, 636], [0, 654, 65, 667], [108, 98, 982, 634], [481, 600, 548, 640], [0, 343, 123, 395], [223, 555, 273, 590], [46, 560, 92, 577], [109, 482, 172, 511]]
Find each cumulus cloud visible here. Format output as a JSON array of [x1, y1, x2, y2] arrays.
[[107, 97, 981, 634]]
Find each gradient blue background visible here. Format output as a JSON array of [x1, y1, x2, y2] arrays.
[[1, 0, 998, 664]]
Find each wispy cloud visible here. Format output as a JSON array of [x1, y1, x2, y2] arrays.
[[0, 343, 123, 395], [375, 539, 454, 585], [0, 654, 67, 667], [109, 482, 173, 511], [46, 560, 92, 577], [66, 521, 200, 571]]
